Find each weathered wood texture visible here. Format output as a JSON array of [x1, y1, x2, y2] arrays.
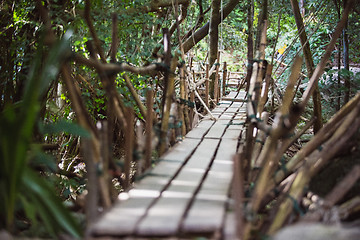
[[91, 91, 247, 239]]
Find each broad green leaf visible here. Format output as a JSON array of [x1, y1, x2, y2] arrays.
[[39, 120, 91, 138], [23, 168, 82, 238]]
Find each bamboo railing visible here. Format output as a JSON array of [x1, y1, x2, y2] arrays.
[[232, 1, 360, 239]]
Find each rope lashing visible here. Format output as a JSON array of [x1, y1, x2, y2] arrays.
[[96, 162, 104, 176], [179, 98, 195, 108], [280, 156, 288, 175], [227, 121, 245, 126], [168, 121, 183, 129], [286, 193, 305, 216]]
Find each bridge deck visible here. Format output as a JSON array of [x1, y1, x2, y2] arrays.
[[90, 91, 247, 239]]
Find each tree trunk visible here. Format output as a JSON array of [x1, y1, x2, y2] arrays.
[[245, 0, 254, 91], [209, 0, 221, 98], [343, 0, 350, 104], [290, 0, 323, 133], [333, 0, 342, 110], [209, 0, 220, 66], [254, 0, 267, 52]]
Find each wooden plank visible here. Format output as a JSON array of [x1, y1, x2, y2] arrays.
[[185, 120, 214, 139], [136, 139, 220, 237], [226, 91, 237, 98], [211, 108, 226, 113], [181, 198, 227, 234], [181, 172, 232, 234], [160, 138, 201, 161], [136, 197, 190, 236], [218, 114, 234, 120], [205, 120, 229, 139], [134, 175, 172, 191], [181, 141, 236, 235], [91, 197, 155, 236], [222, 129, 242, 139], [149, 161, 183, 177], [221, 98, 246, 103], [215, 139, 238, 161]]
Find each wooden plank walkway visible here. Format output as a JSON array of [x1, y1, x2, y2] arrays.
[[90, 90, 247, 239]]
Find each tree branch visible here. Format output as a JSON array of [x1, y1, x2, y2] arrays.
[[181, 0, 240, 53]]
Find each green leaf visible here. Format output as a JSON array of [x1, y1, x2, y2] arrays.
[[22, 168, 82, 238], [338, 69, 353, 79], [39, 120, 91, 138]]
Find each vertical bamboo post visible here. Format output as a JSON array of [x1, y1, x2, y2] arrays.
[[82, 138, 98, 229], [257, 64, 272, 114], [233, 153, 244, 240], [189, 93, 195, 128], [183, 76, 191, 132], [179, 67, 187, 137], [189, 71, 195, 128], [205, 64, 210, 107], [97, 121, 112, 208], [124, 107, 134, 190], [222, 61, 227, 97], [145, 89, 153, 169], [214, 52, 220, 104], [158, 31, 177, 155]]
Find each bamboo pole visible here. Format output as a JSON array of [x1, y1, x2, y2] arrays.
[[124, 107, 135, 190], [158, 57, 177, 155], [244, 57, 302, 239], [82, 138, 98, 229], [250, 112, 269, 170], [97, 122, 112, 208], [233, 154, 244, 240], [222, 61, 227, 97], [257, 64, 272, 114], [338, 196, 360, 220], [267, 168, 310, 235], [145, 89, 154, 169], [214, 52, 220, 104], [205, 64, 210, 107], [272, 92, 360, 187], [189, 90, 195, 128], [183, 76, 191, 132], [268, 102, 360, 235], [158, 28, 177, 156], [290, 0, 323, 133], [179, 67, 187, 137], [244, 61, 259, 165], [123, 74, 147, 120]]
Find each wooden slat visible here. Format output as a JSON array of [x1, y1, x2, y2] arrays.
[[149, 161, 183, 177], [91, 197, 155, 236], [181, 139, 237, 234], [226, 91, 237, 98], [222, 129, 242, 139], [185, 120, 214, 139], [205, 120, 229, 138], [216, 138, 239, 161], [136, 139, 220, 236], [160, 137, 202, 161]]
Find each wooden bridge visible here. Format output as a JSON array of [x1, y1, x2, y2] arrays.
[[90, 90, 246, 239]]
